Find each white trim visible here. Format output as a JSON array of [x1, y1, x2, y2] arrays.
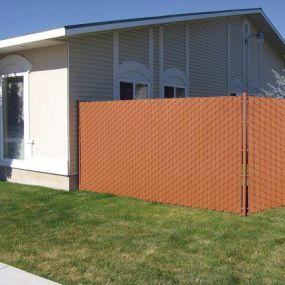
[[0, 81, 2, 161], [118, 61, 151, 82], [66, 43, 70, 175], [149, 27, 154, 98], [0, 55, 33, 163], [243, 18, 250, 92], [186, 24, 190, 97], [0, 157, 69, 176], [0, 55, 32, 74], [163, 85, 187, 98], [159, 25, 164, 98], [65, 10, 264, 37], [0, 72, 31, 162], [259, 42, 262, 92], [227, 18, 231, 95], [164, 68, 187, 87], [113, 31, 119, 100], [0, 28, 65, 49], [0, 9, 284, 57]]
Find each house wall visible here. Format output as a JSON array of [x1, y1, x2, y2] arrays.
[[68, 33, 113, 175], [189, 18, 228, 97], [261, 40, 283, 91], [0, 44, 69, 184], [68, 16, 284, 177]]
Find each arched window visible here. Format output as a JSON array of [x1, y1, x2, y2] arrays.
[[163, 68, 187, 98], [118, 61, 151, 100], [0, 55, 32, 161]]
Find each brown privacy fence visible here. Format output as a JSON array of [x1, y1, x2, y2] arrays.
[[248, 97, 285, 213], [79, 94, 285, 215]]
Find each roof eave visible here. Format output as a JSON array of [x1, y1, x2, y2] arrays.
[[0, 28, 66, 51], [65, 9, 263, 36]]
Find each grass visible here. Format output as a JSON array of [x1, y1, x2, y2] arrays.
[[1, 182, 285, 284]]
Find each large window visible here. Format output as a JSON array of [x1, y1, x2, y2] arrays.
[[0, 55, 32, 163], [164, 86, 186, 98], [120, 81, 148, 100], [2, 75, 25, 160]]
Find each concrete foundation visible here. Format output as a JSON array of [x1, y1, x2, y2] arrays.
[[0, 166, 78, 191]]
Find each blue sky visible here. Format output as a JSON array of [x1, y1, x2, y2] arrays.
[[0, 0, 284, 40]]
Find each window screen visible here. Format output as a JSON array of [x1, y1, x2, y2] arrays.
[[176, 88, 186, 98], [135, 84, 148, 100]]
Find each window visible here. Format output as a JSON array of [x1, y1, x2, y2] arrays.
[[164, 86, 186, 98], [0, 55, 32, 163], [117, 61, 151, 100], [2, 76, 25, 160], [120, 81, 148, 100]]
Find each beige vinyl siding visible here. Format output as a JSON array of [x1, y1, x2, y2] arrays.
[[68, 32, 113, 174], [229, 17, 244, 93], [153, 26, 160, 98], [164, 23, 186, 72], [119, 28, 149, 66], [66, 17, 284, 175], [261, 40, 283, 92], [189, 18, 228, 97], [248, 24, 261, 94]]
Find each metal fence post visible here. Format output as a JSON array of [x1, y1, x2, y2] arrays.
[[242, 92, 249, 215]]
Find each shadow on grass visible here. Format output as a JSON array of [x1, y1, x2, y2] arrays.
[[0, 166, 12, 181]]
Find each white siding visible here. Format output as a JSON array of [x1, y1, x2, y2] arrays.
[[189, 18, 228, 97], [229, 17, 244, 93], [261, 40, 283, 91], [68, 33, 113, 174], [164, 23, 186, 72], [153, 26, 160, 98], [67, 17, 284, 175], [248, 24, 261, 94], [119, 28, 149, 66]]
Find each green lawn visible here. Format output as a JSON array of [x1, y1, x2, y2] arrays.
[[1, 182, 285, 284]]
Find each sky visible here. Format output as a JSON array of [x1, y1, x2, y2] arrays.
[[0, 0, 284, 40]]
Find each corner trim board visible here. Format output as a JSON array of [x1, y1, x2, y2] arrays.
[[113, 31, 119, 100], [159, 25, 164, 98]]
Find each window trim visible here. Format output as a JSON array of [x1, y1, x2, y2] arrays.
[[163, 84, 187, 98], [0, 71, 31, 164], [119, 80, 150, 100], [116, 61, 152, 100]]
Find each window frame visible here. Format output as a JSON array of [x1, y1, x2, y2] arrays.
[[163, 84, 187, 98], [119, 79, 150, 100], [0, 71, 30, 164]]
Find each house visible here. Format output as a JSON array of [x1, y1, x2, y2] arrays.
[[0, 8, 284, 190]]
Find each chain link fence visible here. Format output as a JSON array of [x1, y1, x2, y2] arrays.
[[248, 97, 285, 213], [79, 95, 285, 215], [79, 97, 242, 214]]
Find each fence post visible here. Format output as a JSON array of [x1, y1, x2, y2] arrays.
[[242, 92, 249, 215]]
